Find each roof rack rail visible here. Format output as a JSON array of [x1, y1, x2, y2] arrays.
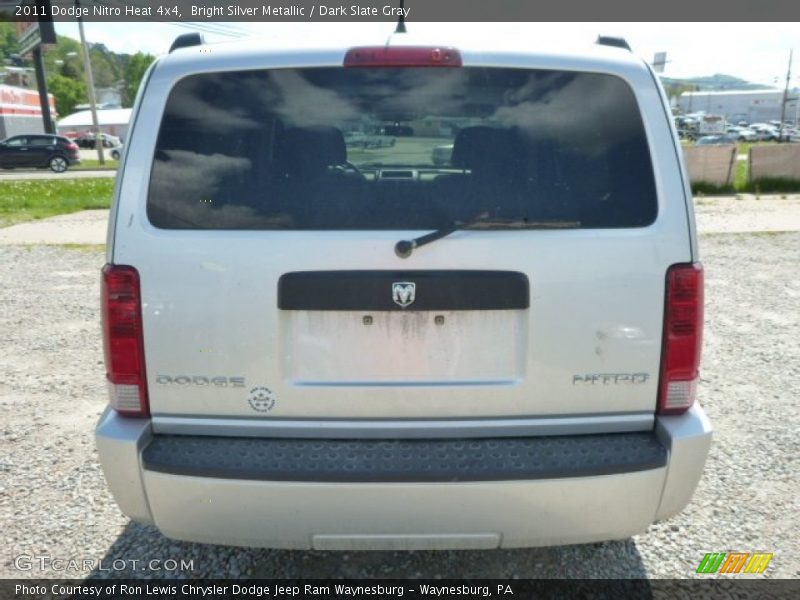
[[596, 36, 631, 51], [169, 33, 205, 53]]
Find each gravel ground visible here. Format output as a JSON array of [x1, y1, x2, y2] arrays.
[[694, 194, 800, 234], [1, 231, 798, 580]]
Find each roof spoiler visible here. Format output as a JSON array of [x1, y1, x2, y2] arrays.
[[596, 36, 631, 51], [169, 33, 204, 53]]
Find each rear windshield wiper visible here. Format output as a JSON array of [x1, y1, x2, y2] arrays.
[[394, 214, 581, 258]]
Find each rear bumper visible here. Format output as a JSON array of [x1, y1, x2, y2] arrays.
[[95, 405, 712, 550]]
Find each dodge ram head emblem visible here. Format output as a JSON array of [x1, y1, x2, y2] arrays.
[[392, 282, 416, 307]]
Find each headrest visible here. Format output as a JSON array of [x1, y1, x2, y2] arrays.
[[450, 126, 524, 172], [278, 126, 346, 175]]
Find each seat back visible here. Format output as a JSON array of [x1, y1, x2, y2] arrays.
[[274, 126, 365, 228]]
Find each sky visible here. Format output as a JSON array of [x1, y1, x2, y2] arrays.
[[54, 22, 799, 88]]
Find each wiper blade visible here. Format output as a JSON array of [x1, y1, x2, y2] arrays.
[[394, 215, 580, 258], [464, 218, 581, 229]]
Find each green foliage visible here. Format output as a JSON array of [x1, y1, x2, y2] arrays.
[[43, 36, 83, 80], [88, 44, 119, 88], [2, 29, 155, 113], [0, 178, 114, 227], [124, 52, 155, 106], [0, 21, 18, 64], [47, 74, 87, 116]]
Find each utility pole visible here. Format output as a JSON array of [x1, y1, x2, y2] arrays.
[[31, 46, 54, 134], [778, 49, 793, 142], [19, 0, 56, 134], [76, 0, 105, 164]]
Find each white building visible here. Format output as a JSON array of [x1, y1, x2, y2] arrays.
[[56, 108, 132, 141], [677, 89, 799, 125]]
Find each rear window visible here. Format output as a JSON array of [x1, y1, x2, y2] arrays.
[[148, 67, 657, 230]]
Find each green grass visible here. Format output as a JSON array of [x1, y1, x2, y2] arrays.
[[691, 175, 800, 196], [73, 159, 118, 171], [0, 178, 114, 227], [692, 153, 800, 196], [734, 159, 748, 189], [743, 178, 800, 194], [692, 182, 734, 195]]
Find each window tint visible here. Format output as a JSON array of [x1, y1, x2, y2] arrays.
[[6, 137, 26, 146], [28, 137, 54, 146], [149, 68, 657, 230]]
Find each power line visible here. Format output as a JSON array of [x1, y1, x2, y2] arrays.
[[86, 0, 248, 41]]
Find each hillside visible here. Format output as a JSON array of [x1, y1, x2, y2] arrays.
[[660, 73, 775, 93], [661, 73, 772, 91]]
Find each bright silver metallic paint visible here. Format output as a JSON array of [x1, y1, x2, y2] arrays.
[[96, 405, 711, 549], [97, 32, 710, 549], [111, 37, 691, 422]]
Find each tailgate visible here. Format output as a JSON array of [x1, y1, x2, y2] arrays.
[[112, 53, 691, 431], [131, 229, 674, 420]]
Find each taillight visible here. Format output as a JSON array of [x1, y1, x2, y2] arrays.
[[658, 263, 704, 415], [344, 46, 462, 67], [101, 265, 149, 417], [65, 142, 78, 151]]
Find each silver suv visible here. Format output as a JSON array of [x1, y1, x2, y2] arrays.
[[96, 32, 711, 550]]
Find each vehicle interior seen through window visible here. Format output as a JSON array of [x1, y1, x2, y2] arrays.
[[148, 67, 658, 230]]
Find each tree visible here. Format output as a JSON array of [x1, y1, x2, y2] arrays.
[[0, 21, 18, 64], [42, 35, 82, 75], [124, 52, 155, 106], [88, 46, 116, 87], [47, 74, 87, 117]]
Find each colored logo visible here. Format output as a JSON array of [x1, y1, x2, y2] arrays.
[[696, 552, 773, 574]]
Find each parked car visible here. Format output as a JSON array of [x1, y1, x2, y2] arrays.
[[726, 127, 757, 142], [695, 134, 737, 145], [381, 124, 414, 136], [96, 32, 711, 550], [0, 134, 80, 172], [76, 132, 95, 149], [344, 131, 395, 149], [77, 132, 122, 149], [748, 124, 780, 141]]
